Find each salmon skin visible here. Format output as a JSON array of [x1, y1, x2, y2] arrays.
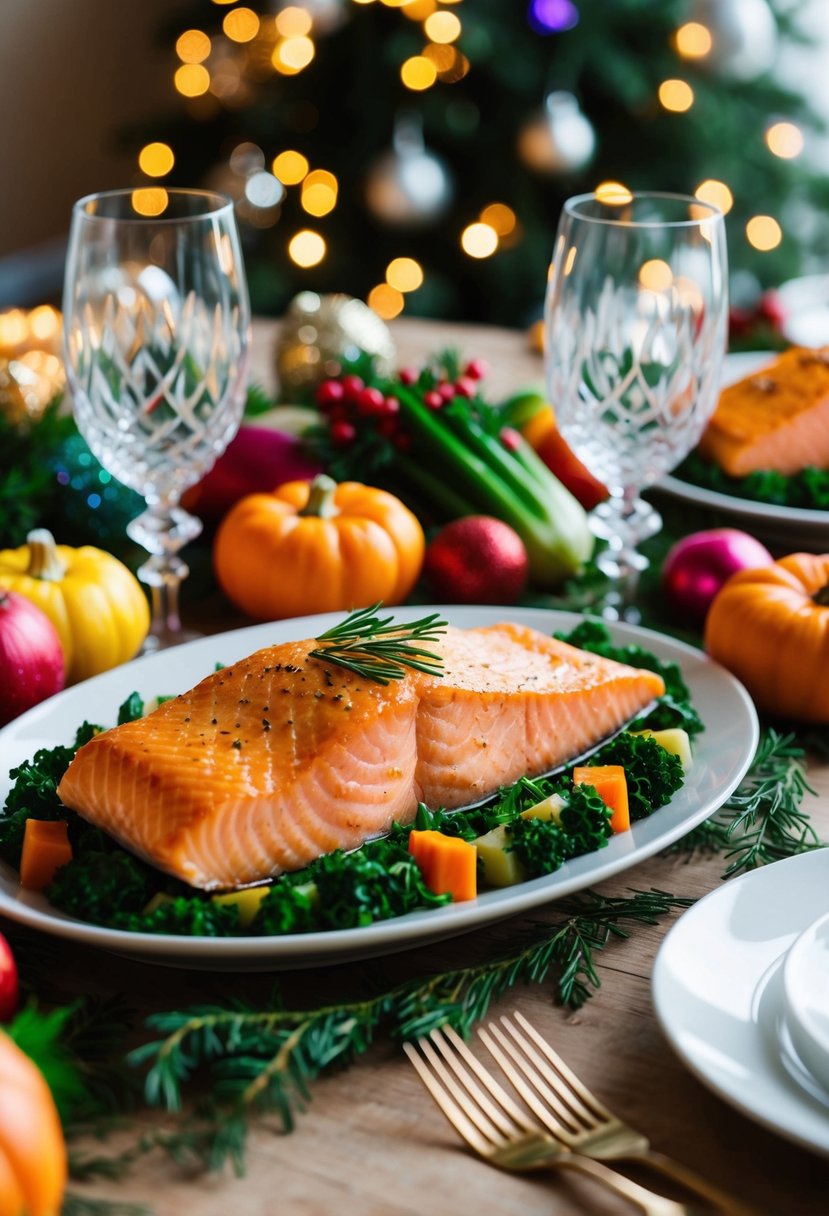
[[57, 623, 665, 891], [698, 346, 829, 477]]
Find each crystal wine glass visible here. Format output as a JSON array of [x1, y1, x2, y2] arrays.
[[63, 188, 251, 647], [544, 191, 728, 619]]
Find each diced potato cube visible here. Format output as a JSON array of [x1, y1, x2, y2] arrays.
[[520, 793, 566, 824], [475, 824, 527, 888], [632, 728, 692, 770], [212, 884, 272, 928]]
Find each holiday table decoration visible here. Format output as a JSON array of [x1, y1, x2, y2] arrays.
[[0, 591, 64, 727], [661, 528, 773, 623], [274, 292, 396, 398], [423, 517, 529, 605]]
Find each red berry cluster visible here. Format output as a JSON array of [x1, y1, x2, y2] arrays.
[[315, 357, 488, 450], [315, 374, 403, 447]]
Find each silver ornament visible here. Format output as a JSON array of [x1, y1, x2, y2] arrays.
[[690, 0, 777, 81], [365, 114, 453, 227], [518, 92, 596, 175], [275, 292, 397, 398]]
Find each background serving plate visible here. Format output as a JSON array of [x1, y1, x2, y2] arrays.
[[658, 351, 829, 550], [0, 606, 759, 970]]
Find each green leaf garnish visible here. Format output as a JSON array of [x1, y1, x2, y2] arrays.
[[307, 603, 447, 686]]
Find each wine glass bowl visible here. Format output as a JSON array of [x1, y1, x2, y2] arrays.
[[63, 189, 251, 646], [544, 191, 728, 616]]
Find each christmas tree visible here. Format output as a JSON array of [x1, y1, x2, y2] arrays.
[[122, 0, 829, 326]]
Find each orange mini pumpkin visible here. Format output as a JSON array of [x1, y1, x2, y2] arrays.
[[0, 1031, 67, 1216], [705, 552, 829, 722], [214, 474, 425, 620]]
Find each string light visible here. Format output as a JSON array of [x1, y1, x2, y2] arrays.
[[386, 257, 424, 292], [223, 7, 260, 42], [401, 56, 437, 90], [138, 142, 175, 177], [424, 11, 462, 43], [174, 64, 210, 96], [301, 169, 338, 216], [695, 179, 734, 215], [765, 121, 804, 159], [746, 215, 782, 251], [480, 203, 516, 236], [273, 36, 316, 74], [368, 284, 405, 318], [658, 79, 694, 112], [674, 22, 711, 58], [288, 229, 326, 267], [595, 181, 633, 205], [176, 30, 211, 63], [131, 188, 169, 217], [276, 6, 313, 37], [461, 222, 498, 258], [273, 150, 309, 185]]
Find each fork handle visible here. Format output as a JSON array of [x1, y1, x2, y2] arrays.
[[551, 1154, 693, 1216], [637, 1150, 765, 1216]]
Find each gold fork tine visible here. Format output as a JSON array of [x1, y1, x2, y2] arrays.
[[480, 1021, 582, 1138], [402, 1040, 494, 1156], [512, 1009, 611, 1121], [434, 1025, 534, 1133]]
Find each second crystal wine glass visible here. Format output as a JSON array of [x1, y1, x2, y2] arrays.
[[545, 191, 727, 617], [63, 188, 251, 646]]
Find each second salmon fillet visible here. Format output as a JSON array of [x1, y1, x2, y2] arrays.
[[57, 623, 665, 890]]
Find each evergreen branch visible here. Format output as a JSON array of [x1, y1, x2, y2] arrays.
[[672, 729, 823, 875], [125, 889, 691, 1169], [61, 1196, 153, 1216]]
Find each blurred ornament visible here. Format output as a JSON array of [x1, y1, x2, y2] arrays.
[[365, 114, 453, 228], [50, 433, 143, 551], [690, 0, 777, 81], [0, 352, 65, 428], [518, 92, 595, 175], [527, 0, 579, 35], [275, 292, 396, 399]]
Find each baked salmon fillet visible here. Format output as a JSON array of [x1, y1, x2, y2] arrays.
[[56, 623, 664, 890], [697, 346, 829, 477]]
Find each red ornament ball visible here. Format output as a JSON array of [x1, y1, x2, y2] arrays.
[[424, 516, 529, 605]]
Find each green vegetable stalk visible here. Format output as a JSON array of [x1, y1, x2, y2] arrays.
[[312, 356, 595, 587]]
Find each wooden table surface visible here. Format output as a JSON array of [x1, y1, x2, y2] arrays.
[[18, 317, 829, 1215]]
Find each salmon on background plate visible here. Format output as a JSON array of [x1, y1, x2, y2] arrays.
[[57, 622, 664, 891]]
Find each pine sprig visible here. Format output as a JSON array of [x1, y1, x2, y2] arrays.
[[121, 889, 690, 1169], [308, 603, 447, 685], [673, 728, 823, 874]]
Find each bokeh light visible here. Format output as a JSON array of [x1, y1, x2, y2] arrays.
[[424, 11, 461, 43], [288, 229, 326, 267], [273, 150, 309, 185], [746, 215, 782, 251], [461, 222, 498, 258], [695, 179, 734, 215], [386, 257, 424, 292], [276, 6, 313, 37], [595, 181, 633, 205], [480, 203, 516, 236], [368, 283, 405, 318], [301, 169, 338, 216], [131, 188, 169, 217], [273, 36, 316, 74], [138, 142, 175, 177], [638, 259, 673, 291], [176, 29, 212, 63], [658, 79, 694, 112], [174, 64, 211, 96], [765, 121, 804, 159], [223, 7, 260, 41], [528, 0, 580, 34], [401, 56, 438, 90], [674, 22, 712, 58]]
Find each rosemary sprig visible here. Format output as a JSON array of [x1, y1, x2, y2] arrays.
[[673, 728, 824, 875], [307, 603, 447, 685]]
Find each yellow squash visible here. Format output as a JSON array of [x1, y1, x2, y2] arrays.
[[0, 529, 149, 684], [214, 474, 425, 620], [705, 552, 829, 722]]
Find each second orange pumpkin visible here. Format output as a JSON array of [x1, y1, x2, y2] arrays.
[[214, 475, 425, 621]]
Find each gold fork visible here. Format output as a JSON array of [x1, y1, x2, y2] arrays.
[[404, 1025, 709, 1216], [478, 1012, 763, 1216]]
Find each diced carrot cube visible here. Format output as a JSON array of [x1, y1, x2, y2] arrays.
[[408, 829, 477, 901], [573, 765, 630, 833], [19, 819, 73, 891]]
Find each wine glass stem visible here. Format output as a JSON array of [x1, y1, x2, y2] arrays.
[[593, 489, 661, 622], [127, 502, 202, 647]]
